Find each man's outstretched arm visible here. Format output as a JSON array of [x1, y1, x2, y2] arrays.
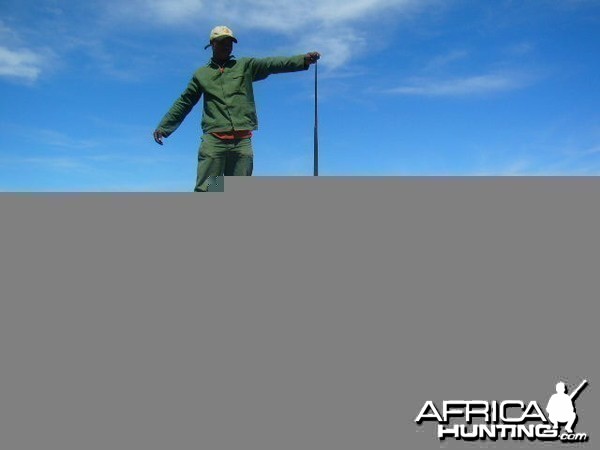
[[249, 52, 320, 81], [153, 75, 203, 146]]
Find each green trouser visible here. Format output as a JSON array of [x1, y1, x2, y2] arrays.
[[194, 133, 254, 192]]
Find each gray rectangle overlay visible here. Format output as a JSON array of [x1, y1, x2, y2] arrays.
[[1, 178, 597, 450]]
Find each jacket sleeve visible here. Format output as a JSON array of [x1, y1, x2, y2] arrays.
[[248, 55, 309, 82], [156, 75, 203, 137]]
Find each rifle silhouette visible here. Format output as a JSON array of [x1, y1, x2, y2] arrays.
[[569, 379, 588, 401]]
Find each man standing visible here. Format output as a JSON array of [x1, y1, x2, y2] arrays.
[[153, 26, 320, 191]]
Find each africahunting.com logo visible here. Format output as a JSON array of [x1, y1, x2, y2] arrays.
[[415, 379, 589, 443]]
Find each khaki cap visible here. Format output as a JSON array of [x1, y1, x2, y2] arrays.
[[204, 26, 238, 49]]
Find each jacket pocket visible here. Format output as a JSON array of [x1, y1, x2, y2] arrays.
[[230, 75, 247, 96]]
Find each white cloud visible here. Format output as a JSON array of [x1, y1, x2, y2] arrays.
[[504, 42, 535, 57], [384, 73, 533, 97], [0, 125, 99, 150], [116, 0, 423, 29], [215, 0, 422, 29], [239, 0, 428, 69], [110, 0, 430, 68], [33, 129, 98, 150], [423, 50, 470, 72], [19, 157, 89, 171], [119, 0, 206, 25], [0, 22, 52, 82], [563, 145, 600, 157], [499, 158, 533, 176], [0, 46, 45, 81], [295, 26, 368, 70]]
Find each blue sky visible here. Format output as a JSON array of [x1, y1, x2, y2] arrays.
[[1, 0, 599, 190]]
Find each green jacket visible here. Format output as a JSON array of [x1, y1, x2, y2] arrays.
[[156, 55, 308, 136]]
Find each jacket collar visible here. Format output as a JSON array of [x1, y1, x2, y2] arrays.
[[209, 55, 236, 68]]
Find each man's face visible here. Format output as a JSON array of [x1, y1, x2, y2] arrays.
[[212, 37, 234, 61]]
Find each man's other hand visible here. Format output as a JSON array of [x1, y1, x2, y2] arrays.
[[305, 52, 321, 66], [153, 130, 165, 145]]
